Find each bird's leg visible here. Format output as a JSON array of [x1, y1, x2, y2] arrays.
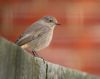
[[32, 50, 45, 63], [32, 50, 39, 57]]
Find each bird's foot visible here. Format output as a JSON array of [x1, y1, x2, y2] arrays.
[[32, 50, 45, 63], [32, 50, 39, 57]]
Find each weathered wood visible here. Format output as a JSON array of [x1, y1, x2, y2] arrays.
[[0, 37, 99, 79]]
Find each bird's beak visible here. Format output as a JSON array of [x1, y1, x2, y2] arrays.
[[56, 23, 61, 25]]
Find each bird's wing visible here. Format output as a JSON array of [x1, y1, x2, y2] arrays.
[[15, 32, 34, 46], [15, 25, 50, 46]]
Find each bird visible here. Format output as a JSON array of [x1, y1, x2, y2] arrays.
[[15, 16, 60, 56]]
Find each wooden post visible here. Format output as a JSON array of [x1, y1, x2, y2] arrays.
[[0, 38, 99, 79]]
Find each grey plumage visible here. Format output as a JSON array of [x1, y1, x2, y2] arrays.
[[15, 16, 59, 51]]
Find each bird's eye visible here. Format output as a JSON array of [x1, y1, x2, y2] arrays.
[[49, 19, 53, 22]]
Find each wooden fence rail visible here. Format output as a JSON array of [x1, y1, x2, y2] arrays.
[[0, 38, 99, 79]]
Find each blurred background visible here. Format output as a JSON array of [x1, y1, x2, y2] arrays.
[[0, 0, 100, 76]]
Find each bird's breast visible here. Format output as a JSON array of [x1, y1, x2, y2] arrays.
[[28, 30, 53, 51]]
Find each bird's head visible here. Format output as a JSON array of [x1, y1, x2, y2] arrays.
[[39, 16, 60, 29]]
